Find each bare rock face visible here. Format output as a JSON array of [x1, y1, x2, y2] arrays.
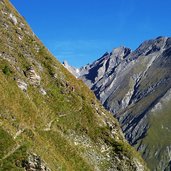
[[25, 66, 41, 86], [67, 36, 171, 171]]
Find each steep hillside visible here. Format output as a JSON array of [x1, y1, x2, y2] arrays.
[[0, 0, 148, 170], [68, 37, 171, 170]]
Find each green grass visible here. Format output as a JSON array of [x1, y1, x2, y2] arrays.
[[0, 0, 149, 170], [0, 128, 29, 171], [140, 102, 171, 170], [0, 145, 28, 171], [0, 128, 15, 159], [2, 65, 12, 75]]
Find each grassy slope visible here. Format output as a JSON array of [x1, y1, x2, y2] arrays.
[[140, 101, 171, 170], [0, 0, 148, 170]]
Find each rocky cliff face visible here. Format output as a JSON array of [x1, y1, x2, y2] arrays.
[[0, 0, 148, 171], [67, 36, 171, 170]]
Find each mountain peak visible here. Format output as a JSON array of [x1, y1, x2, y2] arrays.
[[111, 46, 131, 59], [132, 36, 168, 58]]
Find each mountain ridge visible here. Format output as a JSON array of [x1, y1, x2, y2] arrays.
[[64, 36, 171, 170]]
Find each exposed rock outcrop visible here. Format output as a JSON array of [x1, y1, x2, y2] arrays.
[[22, 154, 51, 171], [9, 13, 17, 25], [17, 79, 28, 92], [25, 66, 41, 86]]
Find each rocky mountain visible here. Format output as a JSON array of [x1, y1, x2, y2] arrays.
[[0, 0, 148, 171], [65, 37, 171, 170]]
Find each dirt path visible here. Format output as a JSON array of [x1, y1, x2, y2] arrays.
[[1, 144, 21, 161]]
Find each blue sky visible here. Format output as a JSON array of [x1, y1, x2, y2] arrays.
[[11, 0, 171, 67]]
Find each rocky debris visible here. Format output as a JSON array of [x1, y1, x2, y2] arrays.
[[25, 66, 41, 86], [100, 144, 111, 153], [27, 58, 43, 72], [0, 52, 17, 64], [22, 153, 51, 171], [60, 80, 76, 94], [65, 130, 142, 171], [9, 13, 18, 25], [16, 79, 28, 92], [43, 119, 55, 131], [33, 44, 40, 53], [19, 22, 25, 30], [68, 130, 93, 148], [14, 129, 24, 139], [18, 35, 22, 40], [39, 87, 47, 95]]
